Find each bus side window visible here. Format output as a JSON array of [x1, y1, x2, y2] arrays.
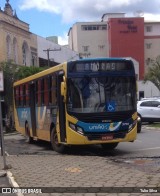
[[23, 85, 26, 106], [41, 78, 45, 105], [52, 75, 57, 105], [35, 81, 38, 105], [26, 84, 29, 106], [48, 76, 52, 104], [48, 74, 57, 105], [20, 85, 23, 106], [38, 80, 41, 106], [44, 77, 49, 105]]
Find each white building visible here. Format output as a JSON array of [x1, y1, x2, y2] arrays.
[[144, 21, 160, 72], [138, 81, 160, 100], [37, 36, 79, 67]]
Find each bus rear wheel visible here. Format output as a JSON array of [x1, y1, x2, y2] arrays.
[[25, 123, 33, 143], [51, 128, 65, 153], [101, 142, 118, 150]]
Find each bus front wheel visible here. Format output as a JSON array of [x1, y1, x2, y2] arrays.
[[51, 128, 65, 153], [101, 142, 118, 150]]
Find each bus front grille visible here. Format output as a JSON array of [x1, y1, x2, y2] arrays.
[[85, 131, 127, 141]]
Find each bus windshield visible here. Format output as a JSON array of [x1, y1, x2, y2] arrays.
[[67, 76, 136, 113]]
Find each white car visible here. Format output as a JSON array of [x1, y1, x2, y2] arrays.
[[137, 99, 160, 123]]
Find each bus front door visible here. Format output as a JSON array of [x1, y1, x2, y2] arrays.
[[57, 73, 66, 142], [30, 83, 37, 137]]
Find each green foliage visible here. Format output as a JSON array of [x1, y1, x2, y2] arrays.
[[15, 66, 46, 80], [0, 61, 47, 115], [144, 56, 160, 91], [0, 61, 19, 112]]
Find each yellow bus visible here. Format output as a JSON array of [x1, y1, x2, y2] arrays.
[[13, 58, 137, 153]]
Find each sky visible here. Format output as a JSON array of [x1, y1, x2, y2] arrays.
[[1, 0, 160, 45]]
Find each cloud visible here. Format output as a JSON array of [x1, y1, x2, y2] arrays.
[[19, 0, 160, 23], [19, 0, 60, 13], [58, 33, 68, 46]]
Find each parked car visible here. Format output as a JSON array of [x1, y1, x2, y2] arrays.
[[137, 99, 160, 123]]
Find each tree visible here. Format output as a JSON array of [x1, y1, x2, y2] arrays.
[[0, 61, 19, 113], [144, 56, 160, 91], [0, 61, 47, 130], [15, 66, 46, 80]]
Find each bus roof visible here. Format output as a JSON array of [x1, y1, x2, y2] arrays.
[[13, 57, 133, 86], [77, 57, 133, 62], [13, 62, 66, 86]]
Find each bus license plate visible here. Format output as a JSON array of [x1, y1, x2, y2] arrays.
[[102, 135, 113, 140]]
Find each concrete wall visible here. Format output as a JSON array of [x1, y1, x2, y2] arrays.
[[137, 80, 160, 100], [37, 36, 79, 64]]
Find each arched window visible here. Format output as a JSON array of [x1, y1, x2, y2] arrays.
[[6, 35, 12, 60], [13, 38, 18, 63], [22, 41, 29, 66]]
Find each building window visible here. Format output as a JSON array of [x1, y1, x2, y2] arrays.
[[98, 45, 105, 50], [146, 43, 152, 49], [146, 58, 153, 66], [6, 35, 12, 60], [82, 46, 89, 52], [22, 42, 29, 66], [101, 25, 107, 30], [31, 47, 37, 66], [146, 26, 152, 32], [13, 38, 18, 63], [81, 25, 107, 31]]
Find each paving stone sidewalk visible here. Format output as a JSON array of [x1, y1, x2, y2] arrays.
[[0, 154, 160, 196]]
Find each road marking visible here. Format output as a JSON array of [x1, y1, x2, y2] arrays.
[[135, 147, 160, 151]]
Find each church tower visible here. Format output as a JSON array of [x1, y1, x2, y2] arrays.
[[0, 0, 38, 66], [4, 0, 13, 16]]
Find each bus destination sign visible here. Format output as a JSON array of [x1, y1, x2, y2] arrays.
[[69, 61, 132, 73]]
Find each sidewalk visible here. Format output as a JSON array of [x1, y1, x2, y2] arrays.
[[0, 170, 17, 196], [0, 153, 160, 196]]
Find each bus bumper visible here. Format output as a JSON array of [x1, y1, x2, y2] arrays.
[[66, 125, 137, 145]]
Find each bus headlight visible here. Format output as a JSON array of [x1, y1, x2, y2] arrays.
[[69, 122, 84, 135]]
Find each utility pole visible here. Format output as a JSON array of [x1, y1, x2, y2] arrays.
[[0, 71, 9, 169], [43, 48, 61, 67]]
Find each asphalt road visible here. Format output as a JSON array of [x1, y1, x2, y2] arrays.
[[1, 125, 160, 192], [3, 125, 160, 158], [0, 127, 160, 195]]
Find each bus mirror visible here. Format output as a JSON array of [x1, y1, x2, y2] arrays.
[[61, 82, 66, 100], [63, 76, 66, 82]]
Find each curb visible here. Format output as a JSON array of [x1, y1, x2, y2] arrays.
[[4, 132, 19, 136], [142, 125, 160, 130], [7, 171, 24, 196]]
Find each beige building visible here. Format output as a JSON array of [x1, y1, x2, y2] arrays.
[[68, 22, 108, 58], [0, 0, 38, 66], [144, 21, 160, 71]]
